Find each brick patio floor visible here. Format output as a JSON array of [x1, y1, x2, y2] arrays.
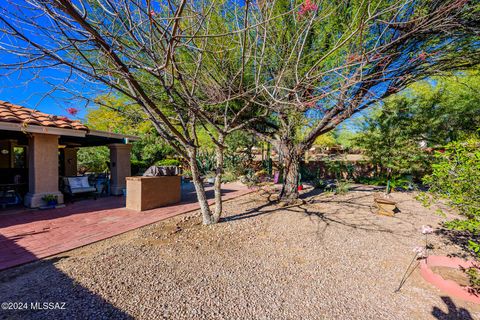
[[0, 182, 253, 271]]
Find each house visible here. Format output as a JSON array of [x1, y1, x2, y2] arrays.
[[0, 101, 138, 208]]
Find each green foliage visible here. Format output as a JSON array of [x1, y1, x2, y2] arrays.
[[355, 101, 432, 178], [132, 131, 176, 166], [221, 171, 237, 183], [182, 169, 192, 179], [313, 132, 337, 148], [334, 127, 359, 150], [77, 146, 109, 173], [422, 137, 480, 256], [196, 150, 216, 175], [324, 159, 355, 181], [42, 194, 58, 203], [356, 71, 480, 179], [155, 159, 181, 167], [424, 137, 480, 218], [358, 176, 413, 191], [465, 266, 480, 290], [131, 159, 149, 175], [334, 181, 351, 195], [78, 96, 177, 172]]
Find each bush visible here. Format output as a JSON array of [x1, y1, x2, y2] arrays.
[[423, 137, 480, 219], [221, 171, 237, 183], [131, 159, 149, 175], [155, 158, 181, 166], [196, 150, 216, 175], [78, 146, 109, 173], [334, 180, 350, 195], [358, 176, 413, 191], [421, 137, 480, 256]]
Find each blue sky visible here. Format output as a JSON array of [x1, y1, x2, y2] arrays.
[[0, 1, 100, 120], [0, 68, 96, 120]]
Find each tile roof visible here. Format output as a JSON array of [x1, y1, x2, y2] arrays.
[[0, 100, 87, 131]]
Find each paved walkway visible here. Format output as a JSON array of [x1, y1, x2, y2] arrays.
[[0, 182, 253, 271]]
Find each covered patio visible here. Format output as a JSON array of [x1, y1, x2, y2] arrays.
[[0, 101, 138, 208]]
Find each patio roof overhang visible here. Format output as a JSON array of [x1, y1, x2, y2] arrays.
[[0, 121, 139, 147]]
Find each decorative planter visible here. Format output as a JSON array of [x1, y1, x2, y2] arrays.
[[420, 255, 480, 304], [374, 196, 396, 216]]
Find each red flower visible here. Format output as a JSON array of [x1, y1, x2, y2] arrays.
[[347, 53, 362, 63], [304, 101, 316, 108], [408, 51, 428, 63], [299, 0, 318, 16], [387, 86, 399, 94], [150, 10, 156, 16], [67, 107, 78, 116]]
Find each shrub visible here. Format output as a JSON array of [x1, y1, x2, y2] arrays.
[[334, 180, 350, 195], [155, 158, 181, 166], [421, 137, 480, 257], [182, 169, 192, 179], [131, 159, 149, 175], [423, 137, 480, 220], [196, 150, 216, 175], [221, 171, 237, 183]]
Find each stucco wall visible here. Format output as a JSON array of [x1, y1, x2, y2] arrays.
[[126, 176, 181, 211]]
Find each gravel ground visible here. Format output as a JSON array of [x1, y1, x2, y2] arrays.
[[1, 185, 479, 320]]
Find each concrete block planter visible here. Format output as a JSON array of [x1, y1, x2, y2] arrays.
[[126, 176, 181, 211]]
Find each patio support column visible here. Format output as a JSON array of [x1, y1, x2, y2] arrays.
[[63, 147, 78, 176], [24, 133, 64, 208], [108, 143, 132, 195]]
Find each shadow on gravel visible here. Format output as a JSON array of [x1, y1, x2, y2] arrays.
[[220, 201, 275, 222], [0, 234, 132, 320], [431, 296, 473, 320], [437, 228, 479, 260]]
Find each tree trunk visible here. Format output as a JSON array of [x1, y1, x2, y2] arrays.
[[212, 134, 225, 223], [187, 147, 214, 225], [278, 140, 301, 202]]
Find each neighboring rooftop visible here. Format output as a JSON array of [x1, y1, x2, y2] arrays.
[[0, 100, 87, 131]]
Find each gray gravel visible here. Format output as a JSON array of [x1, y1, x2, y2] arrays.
[[1, 186, 479, 320]]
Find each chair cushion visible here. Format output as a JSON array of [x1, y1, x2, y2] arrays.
[[70, 187, 96, 194], [67, 177, 83, 189], [80, 176, 91, 188]]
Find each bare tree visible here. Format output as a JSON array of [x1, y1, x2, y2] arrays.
[[229, 0, 480, 201], [0, 0, 265, 224], [1, 0, 478, 213]]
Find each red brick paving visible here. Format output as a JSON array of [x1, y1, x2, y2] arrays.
[[0, 182, 253, 271]]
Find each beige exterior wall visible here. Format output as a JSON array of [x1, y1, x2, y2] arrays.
[[126, 176, 181, 211], [108, 143, 132, 195], [24, 133, 63, 207]]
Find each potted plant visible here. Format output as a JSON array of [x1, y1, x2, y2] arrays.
[[42, 194, 58, 207]]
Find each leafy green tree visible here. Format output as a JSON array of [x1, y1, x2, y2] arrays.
[[356, 71, 480, 179], [78, 97, 176, 172], [355, 102, 432, 179], [77, 146, 109, 174]]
